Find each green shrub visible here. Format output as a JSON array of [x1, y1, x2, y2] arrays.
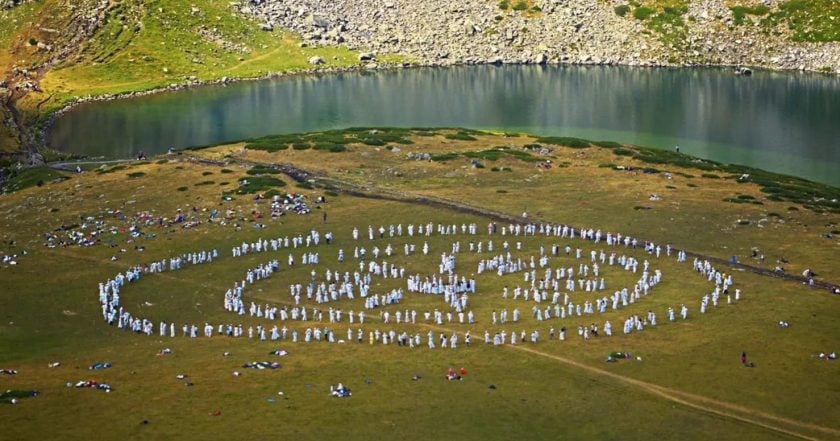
[[615, 4, 631, 17], [498, 0, 510, 9], [431, 153, 460, 162], [594, 140, 622, 148], [634, 6, 654, 20], [535, 136, 591, 148], [445, 132, 478, 141], [247, 166, 281, 175], [512, 1, 528, 11], [237, 176, 286, 194]]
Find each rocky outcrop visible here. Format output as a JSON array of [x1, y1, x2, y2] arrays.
[[235, 0, 840, 72]]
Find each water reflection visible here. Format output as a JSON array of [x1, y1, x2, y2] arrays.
[[48, 66, 840, 186]]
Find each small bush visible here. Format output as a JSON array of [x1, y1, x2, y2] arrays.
[[702, 173, 721, 179], [512, 1, 528, 11], [633, 6, 654, 20], [615, 4, 631, 17], [445, 132, 478, 141], [247, 166, 281, 175], [202, 171, 214, 176], [498, 0, 509, 9], [177, 186, 188, 191], [730, 5, 770, 25], [127, 172, 146, 178], [431, 153, 460, 162], [220, 169, 234, 174], [535, 136, 591, 148], [194, 180, 215, 186], [594, 140, 622, 148], [237, 176, 286, 194]]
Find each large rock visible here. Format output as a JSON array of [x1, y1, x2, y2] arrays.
[[308, 56, 324, 65]]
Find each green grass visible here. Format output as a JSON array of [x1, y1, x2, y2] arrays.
[[633, 6, 655, 20], [0, 1, 42, 55], [0, 135, 839, 440], [766, 0, 840, 42], [246, 166, 280, 176], [25, 0, 361, 114], [730, 5, 771, 25], [512, 0, 528, 11], [533, 136, 592, 149], [244, 128, 417, 152], [444, 132, 478, 141], [0, 166, 70, 192], [236, 175, 286, 193]]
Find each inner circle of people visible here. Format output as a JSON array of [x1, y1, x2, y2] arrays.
[[97, 220, 741, 350]]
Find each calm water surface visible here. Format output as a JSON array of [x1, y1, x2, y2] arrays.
[[47, 66, 840, 186]]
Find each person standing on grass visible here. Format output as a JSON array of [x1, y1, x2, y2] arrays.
[[741, 351, 748, 365]]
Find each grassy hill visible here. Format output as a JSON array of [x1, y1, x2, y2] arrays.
[[1, 130, 838, 440], [0, 0, 365, 154]]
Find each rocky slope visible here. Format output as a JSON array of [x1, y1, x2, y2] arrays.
[[239, 0, 840, 71]]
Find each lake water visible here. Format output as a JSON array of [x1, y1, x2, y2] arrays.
[[47, 65, 840, 186]]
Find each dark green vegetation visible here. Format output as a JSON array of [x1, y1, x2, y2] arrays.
[[770, 0, 840, 42], [243, 128, 420, 152], [730, 5, 771, 26], [729, 0, 840, 42], [236, 175, 286, 194], [615, 4, 631, 17], [533, 136, 840, 214]]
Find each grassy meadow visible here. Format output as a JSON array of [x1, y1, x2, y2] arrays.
[[0, 130, 838, 440]]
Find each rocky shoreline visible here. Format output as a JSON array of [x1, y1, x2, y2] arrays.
[[239, 0, 840, 73]]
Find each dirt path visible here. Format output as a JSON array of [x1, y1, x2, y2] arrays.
[[183, 156, 839, 290], [510, 344, 840, 441], [415, 318, 838, 441]]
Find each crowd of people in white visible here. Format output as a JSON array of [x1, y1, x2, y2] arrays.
[[96, 219, 740, 349]]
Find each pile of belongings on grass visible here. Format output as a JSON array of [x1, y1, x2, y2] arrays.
[[1, 389, 39, 404], [242, 361, 280, 370], [330, 383, 351, 398], [72, 380, 112, 391], [268, 349, 289, 357], [89, 362, 112, 370], [445, 367, 466, 381], [271, 193, 311, 216], [816, 352, 837, 360], [1, 369, 18, 375], [606, 352, 636, 362]]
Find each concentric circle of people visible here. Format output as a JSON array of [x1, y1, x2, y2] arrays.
[[97, 221, 740, 349]]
